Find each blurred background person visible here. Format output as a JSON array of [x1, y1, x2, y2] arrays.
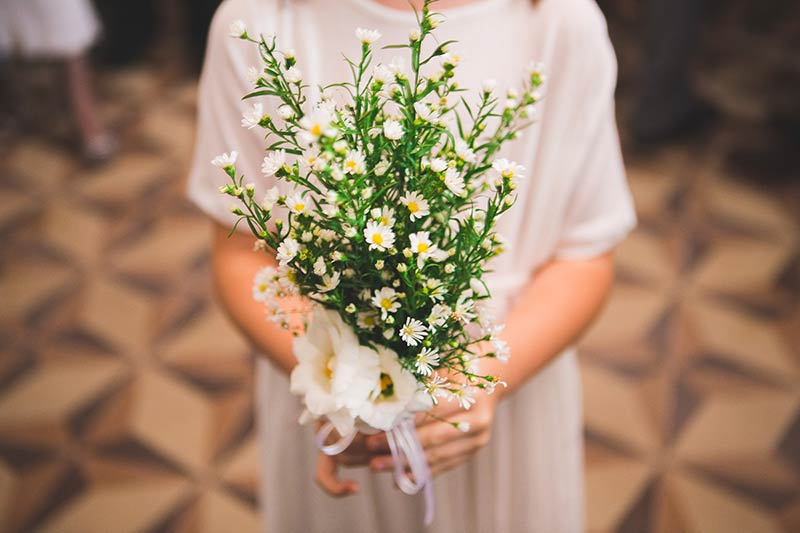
[[0, 0, 117, 162]]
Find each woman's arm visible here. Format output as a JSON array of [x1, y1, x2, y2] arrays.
[[366, 251, 616, 476], [211, 221, 296, 375]]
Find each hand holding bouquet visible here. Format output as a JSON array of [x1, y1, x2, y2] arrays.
[[216, 0, 543, 522]]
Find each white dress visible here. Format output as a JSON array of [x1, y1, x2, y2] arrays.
[[187, 0, 637, 531], [0, 0, 100, 58]]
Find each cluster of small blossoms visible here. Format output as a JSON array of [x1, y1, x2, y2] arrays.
[[217, 0, 543, 409]]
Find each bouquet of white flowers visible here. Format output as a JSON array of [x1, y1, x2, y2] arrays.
[[215, 0, 543, 522]]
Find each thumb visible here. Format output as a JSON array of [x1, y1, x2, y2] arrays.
[[315, 452, 360, 497]]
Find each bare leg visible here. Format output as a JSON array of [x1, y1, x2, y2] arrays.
[[65, 54, 117, 161]]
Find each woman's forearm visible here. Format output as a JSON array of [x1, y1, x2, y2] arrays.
[[482, 252, 616, 398], [211, 222, 297, 375]]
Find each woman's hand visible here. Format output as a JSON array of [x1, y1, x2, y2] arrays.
[[364, 391, 499, 477], [314, 427, 374, 497]]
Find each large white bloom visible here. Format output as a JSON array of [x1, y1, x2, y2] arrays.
[[364, 221, 395, 251], [399, 191, 429, 220], [241, 102, 264, 129], [261, 150, 286, 176], [356, 347, 424, 431], [355, 27, 382, 44], [383, 119, 404, 141], [290, 307, 382, 436], [211, 150, 238, 168]]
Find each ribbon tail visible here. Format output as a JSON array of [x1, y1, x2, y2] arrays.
[[388, 419, 435, 526]]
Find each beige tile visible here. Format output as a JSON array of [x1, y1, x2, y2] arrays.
[[675, 390, 800, 463], [77, 152, 167, 204], [615, 230, 678, 286], [111, 216, 209, 282], [0, 461, 15, 533], [0, 357, 126, 424], [582, 362, 660, 454], [78, 277, 153, 353], [704, 178, 798, 242], [40, 200, 107, 265], [692, 238, 794, 295], [0, 260, 75, 323], [6, 141, 76, 190], [159, 308, 251, 383], [669, 472, 782, 533], [586, 456, 651, 533], [580, 283, 668, 357], [685, 297, 799, 382], [199, 489, 259, 533], [218, 437, 259, 497], [39, 479, 191, 533], [130, 370, 215, 471]]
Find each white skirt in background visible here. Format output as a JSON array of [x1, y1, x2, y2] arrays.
[[0, 0, 100, 58]]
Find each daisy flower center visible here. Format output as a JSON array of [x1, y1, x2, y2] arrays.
[[372, 233, 384, 245], [258, 283, 267, 292], [502, 169, 514, 178], [380, 298, 393, 310], [294, 202, 305, 211], [311, 124, 322, 136], [417, 243, 429, 253], [346, 160, 356, 169], [408, 202, 419, 213]]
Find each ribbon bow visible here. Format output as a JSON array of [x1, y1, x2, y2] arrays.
[[316, 419, 435, 525]]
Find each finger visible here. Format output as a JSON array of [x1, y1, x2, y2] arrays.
[[368, 454, 394, 473], [335, 451, 372, 467], [315, 453, 359, 497], [366, 432, 390, 453], [430, 455, 467, 477]]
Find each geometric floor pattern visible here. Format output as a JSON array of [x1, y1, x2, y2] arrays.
[[1, 65, 798, 532]]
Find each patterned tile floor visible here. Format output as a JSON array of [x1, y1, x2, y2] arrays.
[[0, 65, 798, 533]]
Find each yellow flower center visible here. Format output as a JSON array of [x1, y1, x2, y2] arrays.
[[311, 123, 322, 136], [502, 169, 514, 178], [379, 372, 395, 398], [258, 283, 267, 292], [372, 233, 384, 245], [364, 316, 375, 326], [408, 202, 419, 213], [324, 356, 335, 379], [294, 202, 305, 212], [346, 160, 356, 169], [381, 298, 393, 310], [417, 243, 429, 253]]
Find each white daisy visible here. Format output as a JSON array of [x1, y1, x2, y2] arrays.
[[399, 317, 427, 346], [454, 139, 476, 163], [285, 193, 307, 215], [284, 66, 302, 83], [363, 221, 395, 251], [414, 347, 440, 376], [261, 150, 286, 176], [343, 149, 365, 174], [399, 191, 429, 220], [425, 373, 450, 405], [262, 186, 280, 210], [276, 238, 300, 265], [355, 27, 382, 44], [246, 66, 260, 85], [357, 311, 379, 329], [409, 232, 447, 268], [229, 19, 246, 38], [444, 167, 466, 196], [414, 101, 438, 123], [211, 150, 238, 168], [451, 383, 477, 410], [241, 102, 264, 129], [453, 293, 476, 323], [299, 108, 336, 145], [427, 303, 451, 330], [313, 256, 326, 276], [492, 338, 510, 363], [383, 119, 404, 141], [492, 158, 525, 180], [372, 64, 393, 84], [252, 266, 277, 302], [429, 157, 448, 173], [278, 104, 295, 120], [316, 271, 341, 293], [482, 78, 497, 93], [371, 287, 400, 320]]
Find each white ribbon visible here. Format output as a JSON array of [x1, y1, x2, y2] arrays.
[[316, 419, 435, 526]]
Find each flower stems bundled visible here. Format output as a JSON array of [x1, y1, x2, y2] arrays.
[[217, 0, 544, 418]]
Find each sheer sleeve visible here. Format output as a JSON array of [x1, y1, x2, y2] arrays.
[[186, 0, 283, 228], [549, 0, 637, 260]]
